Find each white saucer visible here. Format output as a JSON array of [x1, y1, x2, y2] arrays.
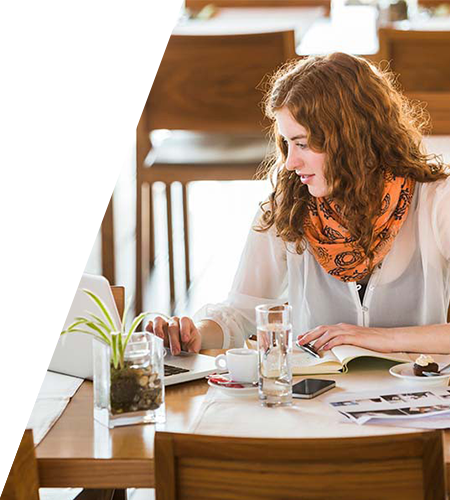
[[389, 363, 450, 386], [207, 379, 258, 398]]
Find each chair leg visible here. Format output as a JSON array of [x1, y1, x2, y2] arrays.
[[74, 489, 123, 500], [166, 183, 175, 309], [149, 182, 155, 268], [182, 183, 191, 289], [111, 490, 127, 500], [136, 179, 143, 316], [141, 182, 152, 301], [101, 195, 115, 285]]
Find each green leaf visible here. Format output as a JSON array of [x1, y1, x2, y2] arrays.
[[83, 289, 119, 332], [86, 312, 112, 335], [83, 321, 112, 346], [111, 333, 120, 369], [60, 328, 109, 346], [123, 312, 153, 351], [117, 310, 164, 360], [62, 289, 168, 369], [61, 318, 89, 335], [121, 297, 133, 333], [67, 313, 112, 345], [116, 297, 132, 357], [61, 323, 87, 336], [68, 318, 89, 329]]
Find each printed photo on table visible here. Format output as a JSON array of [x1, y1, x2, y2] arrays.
[[397, 391, 434, 401], [330, 400, 359, 407], [380, 394, 406, 404], [343, 408, 407, 419], [399, 405, 450, 416]]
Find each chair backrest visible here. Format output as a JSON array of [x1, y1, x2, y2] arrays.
[[377, 28, 450, 133], [137, 31, 296, 167], [146, 31, 295, 132], [1, 430, 39, 500], [418, 0, 450, 8], [111, 285, 125, 319], [186, 0, 330, 13], [154, 430, 446, 500]]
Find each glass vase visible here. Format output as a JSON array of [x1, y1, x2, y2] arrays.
[[93, 331, 165, 428]]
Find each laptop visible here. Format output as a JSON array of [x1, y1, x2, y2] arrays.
[[48, 273, 218, 385]]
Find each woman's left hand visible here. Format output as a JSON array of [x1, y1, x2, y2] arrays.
[[297, 323, 395, 353]]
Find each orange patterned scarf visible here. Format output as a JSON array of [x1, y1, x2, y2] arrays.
[[303, 174, 415, 282]]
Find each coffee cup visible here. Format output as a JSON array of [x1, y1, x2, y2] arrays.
[[215, 348, 258, 383]]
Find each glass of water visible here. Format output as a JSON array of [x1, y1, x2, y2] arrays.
[[255, 304, 293, 407]]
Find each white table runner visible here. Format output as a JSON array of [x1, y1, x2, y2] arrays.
[[28, 371, 83, 445], [37, 371, 84, 399], [191, 359, 450, 438]]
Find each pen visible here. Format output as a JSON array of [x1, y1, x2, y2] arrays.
[[296, 340, 321, 359]]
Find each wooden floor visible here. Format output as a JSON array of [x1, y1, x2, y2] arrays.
[[143, 179, 271, 316]]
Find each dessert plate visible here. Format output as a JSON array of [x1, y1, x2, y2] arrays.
[[207, 374, 258, 398], [389, 363, 450, 386]]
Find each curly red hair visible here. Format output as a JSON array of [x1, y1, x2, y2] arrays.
[[257, 52, 448, 260]]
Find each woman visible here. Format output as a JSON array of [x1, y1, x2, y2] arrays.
[[147, 52, 450, 355]]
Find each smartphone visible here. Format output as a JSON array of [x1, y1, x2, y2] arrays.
[[292, 379, 336, 399]]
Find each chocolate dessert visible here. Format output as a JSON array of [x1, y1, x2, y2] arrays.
[[413, 355, 440, 376]]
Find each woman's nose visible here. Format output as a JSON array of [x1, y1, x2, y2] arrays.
[[285, 151, 301, 171]]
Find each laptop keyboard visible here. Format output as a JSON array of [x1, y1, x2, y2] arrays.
[[164, 364, 190, 377]]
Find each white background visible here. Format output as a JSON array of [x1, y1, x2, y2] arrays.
[[0, 0, 182, 492]]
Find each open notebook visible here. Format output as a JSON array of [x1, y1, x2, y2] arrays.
[[246, 339, 416, 374], [291, 345, 415, 375]]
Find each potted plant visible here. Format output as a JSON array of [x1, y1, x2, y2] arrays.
[[61, 290, 166, 427]]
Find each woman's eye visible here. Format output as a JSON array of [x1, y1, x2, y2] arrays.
[[296, 143, 308, 150]]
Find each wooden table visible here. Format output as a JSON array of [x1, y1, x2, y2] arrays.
[[173, 7, 325, 44], [36, 379, 207, 489], [181, 6, 450, 60], [173, 5, 378, 57], [36, 351, 450, 492]]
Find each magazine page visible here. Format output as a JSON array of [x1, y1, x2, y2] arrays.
[[326, 387, 450, 426]]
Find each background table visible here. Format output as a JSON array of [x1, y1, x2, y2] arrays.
[[174, 7, 325, 42]]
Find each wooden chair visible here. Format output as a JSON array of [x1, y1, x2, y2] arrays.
[[154, 430, 446, 500], [185, 0, 331, 15], [1, 430, 40, 500], [377, 29, 450, 135], [111, 285, 125, 319], [101, 196, 116, 286], [136, 31, 296, 313], [1, 288, 125, 500], [418, 0, 450, 8]]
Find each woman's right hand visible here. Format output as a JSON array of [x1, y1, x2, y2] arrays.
[[145, 316, 202, 355]]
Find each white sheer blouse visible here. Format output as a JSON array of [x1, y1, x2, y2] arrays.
[[194, 178, 450, 349]]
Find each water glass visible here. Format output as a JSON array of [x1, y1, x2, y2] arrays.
[[255, 304, 293, 407]]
